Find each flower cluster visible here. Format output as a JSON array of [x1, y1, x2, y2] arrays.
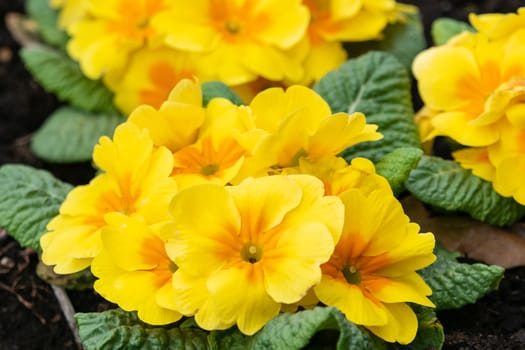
[[41, 80, 435, 344], [413, 7, 525, 205], [51, 0, 413, 113]]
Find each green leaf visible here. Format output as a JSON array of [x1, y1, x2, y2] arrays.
[[25, 0, 69, 49], [31, 107, 124, 163], [20, 46, 120, 115], [0, 165, 72, 252], [405, 156, 525, 226], [212, 307, 386, 350], [419, 245, 504, 310], [76, 310, 209, 350], [375, 147, 423, 197], [345, 11, 426, 70], [314, 51, 421, 163], [431, 18, 475, 46], [202, 81, 244, 106], [401, 306, 444, 350]]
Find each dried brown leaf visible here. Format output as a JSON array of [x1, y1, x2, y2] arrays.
[[402, 196, 525, 268]]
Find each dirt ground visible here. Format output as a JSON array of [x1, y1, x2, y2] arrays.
[[1, 1, 525, 349]]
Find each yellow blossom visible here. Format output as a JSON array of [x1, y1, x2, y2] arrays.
[[239, 85, 382, 177], [67, 0, 169, 79], [109, 47, 208, 114], [314, 188, 435, 344], [494, 154, 525, 205], [412, 17, 525, 147], [152, 0, 309, 85], [452, 147, 495, 182], [128, 79, 206, 153], [92, 213, 182, 325], [40, 123, 177, 273], [50, 0, 88, 30], [166, 175, 344, 335], [469, 8, 525, 41]]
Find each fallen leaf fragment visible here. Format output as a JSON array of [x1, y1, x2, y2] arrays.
[[402, 196, 525, 268]]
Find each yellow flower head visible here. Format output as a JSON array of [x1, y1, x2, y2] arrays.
[[245, 85, 382, 172], [452, 147, 495, 182], [494, 154, 525, 205], [109, 46, 207, 114], [314, 188, 435, 344], [469, 8, 525, 41], [167, 174, 344, 335], [152, 0, 309, 85], [40, 122, 177, 273], [67, 0, 169, 79], [412, 11, 525, 147], [50, 0, 88, 30], [92, 213, 181, 325], [128, 79, 206, 153]]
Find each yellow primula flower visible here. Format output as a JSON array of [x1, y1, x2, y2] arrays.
[[452, 147, 495, 182], [152, 0, 309, 85], [240, 85, 382, 177], [166, 175, 344, 335], [315, 188, 435, 344], [109, 46, 208, 114], [469, 8, 525, 41], [67, 0, 169, 79], [412, 14, 525, 147], [50, 0, 88, 30], [40, 123, 177, 273], [494, 154, 525, 205], [92, 213, 182, 325], [128, 79, 206, 153]]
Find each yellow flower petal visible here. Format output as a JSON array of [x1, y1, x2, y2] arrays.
[[367, 302, 418, 344]]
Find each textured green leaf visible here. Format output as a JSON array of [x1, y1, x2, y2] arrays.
[[20, 46, 120, 115], [31, 107, 124, 163], [314, 51, 421, 164], [405, 156, 525, 226], [76, 310, 209, 350], [419, 245, 504, 310], [401, 306, 444, 350], [202, 81, 244, 106], [0, 165, 72, 251], [26, 0, 69, 48], [208, 328, 253, 350], [431, 18, 475, 46], [376, 147, 423, 197], [345, 11, 426, 70]]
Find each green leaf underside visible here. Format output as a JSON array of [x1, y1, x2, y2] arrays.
[[405, 156, 525, 226], [375, 147, 423, 197], [201, 81, 244, 106], [31, 107, 124, 163], [345, 11, 426, 70], [76, 310, 209, 350], [0, 165, 72, 252], [25, 0, 69, 49], [431, 18, 475, 46], [314, 51, 421, 164], [20, 46, 120, 115], [420, 245, 504, 310]]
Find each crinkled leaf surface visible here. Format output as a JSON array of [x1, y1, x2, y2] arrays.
[[405, 156, 525, 226], [0, 164, 72, 252], [202, 81, 244, 106], [20, 46, 120, 115], [31, 107, 124, 163], [431, 18, 475, 45], [419, 244, 504, 310], [25, 0, 69, 48], [314, 51, 421, 164], [345, 11, 426, 70], [76, 310, 209, 350], [376, 147, 423, 197]]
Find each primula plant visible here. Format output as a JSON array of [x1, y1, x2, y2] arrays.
[[3, 1, 524, 349]]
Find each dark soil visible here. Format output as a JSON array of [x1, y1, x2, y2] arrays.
[[1, 1, 525, 349]]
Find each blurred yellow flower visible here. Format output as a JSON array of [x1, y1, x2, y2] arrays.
[[92, 214, 182, 325], [49, 0, 88, 29], [167, 175, 344, 335], [110, 47, 207, 114], [314, 188, 435, 344], [67, 0, 169, 79], [152, 0, 309, 85], [40, 123, 177, 273]]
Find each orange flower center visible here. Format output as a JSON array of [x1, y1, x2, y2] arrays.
[[139, 61, 193, 108]]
